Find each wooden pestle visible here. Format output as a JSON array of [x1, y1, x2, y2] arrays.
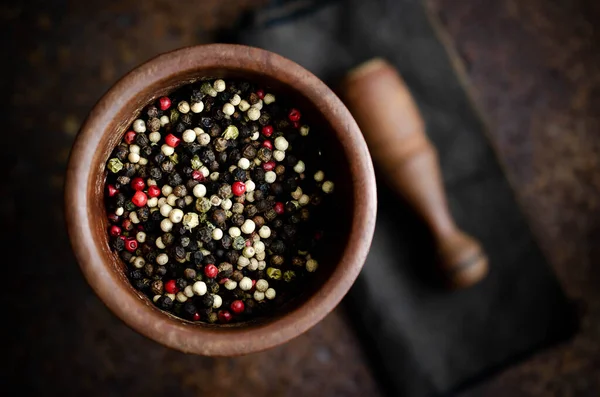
[[339, 58, 488, 288]]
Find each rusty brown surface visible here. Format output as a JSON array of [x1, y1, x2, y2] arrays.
[[6, 0, 600, 395], [426, 0, 600, 395]]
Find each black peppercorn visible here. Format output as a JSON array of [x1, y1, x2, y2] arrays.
[[201, 294, 214, 308], [168, 172, 183, 187], [275, 165, 286, 176], [196, 227, 212, 244], [257, 147, 272, 162], [176, 278, 188, 290], [214, 137, 228, 152], [116, 175, 130, 186], [134, 278, 151, 291], [200, 148, 215, 163], [210, 124, 222, 137], [186, 179, 199, 190], [245, 205, 258, 218], [205, 240, 216, 251], [158, 296, 173, 310], [200, 116, 213, 129], [300, 208, 310, 221], [113, 145, 128, 161], [151, 279, 163, 295], [161, 160, 175, 173], [149, 167, 163, 180], [120, 250, 133, 262], [151, 210, 162, 221], [184, 268, 197, 279], [271, 183, 283, 195], [218, 262, 233, 277], [191, 251, 204, 266], [242, 145, 257, 159], [162, 233, 175, 246], [147, 106, 159, 118], [135, 133, 150, 147], [144, 263, 154, 277], [123, 163, 136, 177], [231, 270, 244, 282], [253, 216, 265, 228], [180, 113, 192, 125], [215, 249, 225, 258], [272, 218, 283, 229], [173, 185, 187, 197], [231, 213, 245, 227], [137, 207, 149, 221], [112, 237, 125, 251], [154, 153, 166, 164], [221, 235, 232, 250], [233, 168, 247, 181], [130, 269, 143, 280], [285, 202, 297, 213], [212, 209, 227, 225], [174, 246, 186, 260], [175, 122, 186, 134], [176, 198, 186, 209], [270, 240, 285, 254], [224, 250, 239, 264], [203, 254, 217, 265]]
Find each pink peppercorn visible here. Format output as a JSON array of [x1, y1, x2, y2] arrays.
[[165, 133, 181, 148], [148, 185, 161, 198], [204, 264, 218, 278], [124, 130, 136, 144], [218, 310, 232, 323], [132, 191, 147, 207], [109, 225, 121, 237], [232, 181, 246, 196], [262, 125, 273, 137], [288, 108, 301, 122], [130, 177, 145, 191], [159, 97, 171, 111], [165, 279, 178, 294], [274, 202, 285, 215], [230, 300, 245, 314]]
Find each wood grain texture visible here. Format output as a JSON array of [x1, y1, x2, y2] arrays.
[[340, 58, 488, 288]]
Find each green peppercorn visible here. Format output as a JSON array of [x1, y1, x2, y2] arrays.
[[218, 184, 232, 199], [266, 267, 282, 280], [233, 236, 246, 250], [107, 158, 123, 173], [223, 125, 239, 140], [283, 270, 296, 282]]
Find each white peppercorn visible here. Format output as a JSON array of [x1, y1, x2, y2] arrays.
[[136, 231, 147, 243], [156, 253, 169, 265], [257, 260, 266, 270], [248, 258, 259, 271], [166, 194, 177, 206], [129, 211, 140, 224], [241, 219, 256, 234], [191, 101, 204, 113], [156, 237, 166, 249], [273, 150, 285, 162], [255, 279, 268, 292], [230, 94, 241, 106], [210, 195, 222, 207], [253, 99, 263, 110], [238, 99, 250, 112], [184, 195, 194, 205], [274, 136, 289, 151], [162, 185, 173, 196], [253, 290, 265, 302], [212, 294, 222, 309], [222, 103, 235, 116], [258, 226, 271, 239], [133, 256, 145, 269], [238, 256, 250, 268], [263, 93, 275, 104], [192, 184, 207, 198], [169, 208, 184, 223], [184, 285, 194, 298], [265, 171, 277, 183], [265, 288, 276, 300], [212, 228, 223, 241], [128, 152, 140, 163], [182, 212, 199, 230], [224, 279, 237, 290], [176, 292, 188, 302], [243, 246, 255, 258], [244, 180, 255, 192], [238, 158, 250, 170], [182, 129, 196, 143], [239, 277, 253, 291], [161, 144, 175, 156], [300, 125, 310, 136], [115, 207, 124, 216], [192, 281, 207, 296], [159, 115, 169, 126], [247, 107, 260, 121], [133, 119, 146, 133], [213, 79, 226, 92], [198, 133, 211, 146], [160, 218, 173, 232], [178, 101, 190, 114], [293, 160, 305, 173], [221, 198, 232, 210], [299, 194, 310, 206], [322, 181, 335, 193]]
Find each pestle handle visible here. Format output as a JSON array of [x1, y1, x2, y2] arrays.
[[339, 58, 488, 288]]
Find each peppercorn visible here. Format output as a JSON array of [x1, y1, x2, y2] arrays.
[[137, 207, 150, 222], [113, 145, 129, 161], [201, 294, 214, 308], [221, 234, 232, 249], [272, 218, 284, 229], [271, 183, 283, 195], [183, 268, 197, 280], [174, 246, 186, 260], [191, 251, 204, 266], [176, 278, 188, 291], [252, 215, 265, 228], [162, 233, 175, 246], [161, 160, 175, 173], [156, 265, 167, 277], [218, 184, 232, 199], [267, 267, 282, 280], [230, 213, 245, 227], [112, 237, 125, 251], [168, 173, 183, 187], [245, 205, 258, 218], [257, 147, 272, 162], [212, 209, 227, 225], [123, 163, 136, 177], [231, 270, 244, 282], [176, 198, 186, 209], [144, 263, 154, 277], [157, 296, 173, 310]]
